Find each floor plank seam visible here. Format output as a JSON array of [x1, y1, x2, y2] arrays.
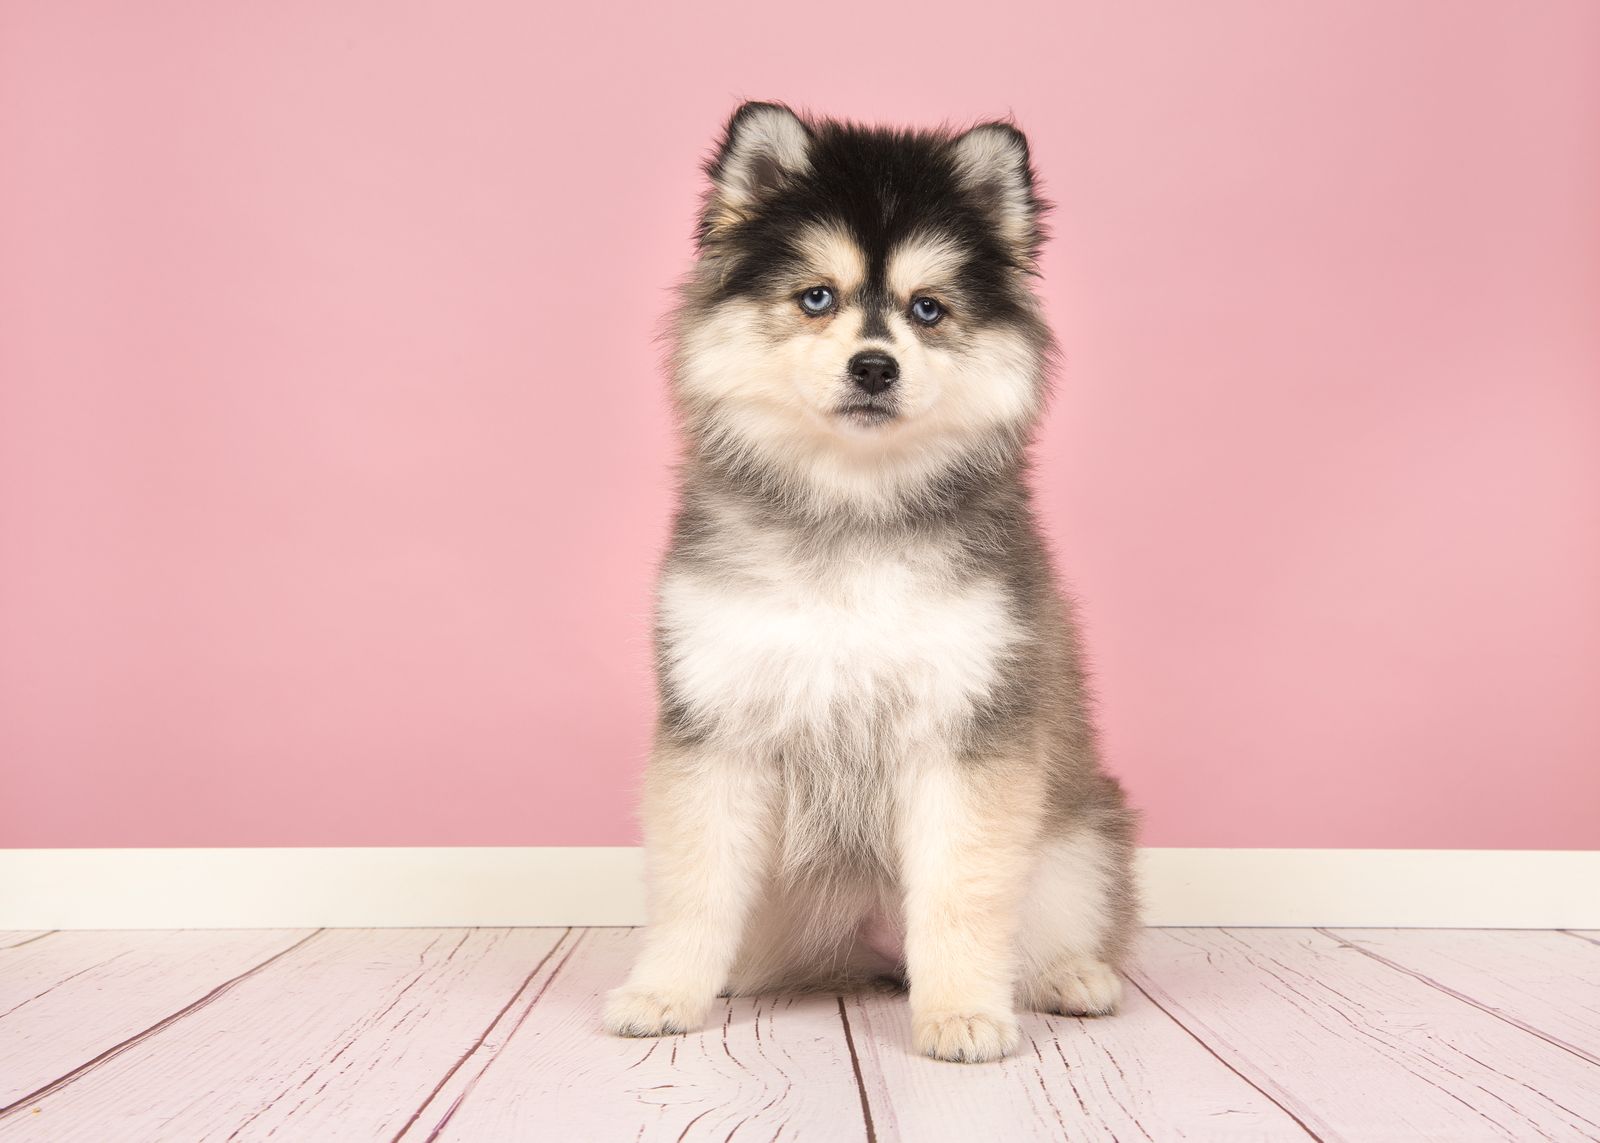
[[1443, 1041, 1600, 1137], [0, 929, 325, 1122], [409, 927, 588, 1142], [1316, 929, 1600, 1070], [1209, 930, 1510, 1117], [834, 996, 877, 1143], [388, 927, 574, 1143], [0, 932, 57, 952], [1122, 972, 1325, 1142], [7, 928, 1595, 1139], [219, 930, 476, 1142]]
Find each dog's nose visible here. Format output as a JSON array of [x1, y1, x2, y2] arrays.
[[849, 351, 899, 396]]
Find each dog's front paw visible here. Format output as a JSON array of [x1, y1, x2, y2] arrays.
[[602, 985, 710, 1038], [1047, 959, 1123, 1016], [913, 1008, 1020, 1063]]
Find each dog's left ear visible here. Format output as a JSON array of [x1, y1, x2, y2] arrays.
[[700, 102, 813, 243], [949, 122, 1044, 266]]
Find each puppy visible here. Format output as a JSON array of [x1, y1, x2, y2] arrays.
[[604, 102, 1138, 1063]]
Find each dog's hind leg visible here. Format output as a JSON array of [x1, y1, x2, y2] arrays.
[[1013, 822, 1139, 1016]]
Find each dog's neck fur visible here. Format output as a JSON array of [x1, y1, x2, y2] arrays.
[[670, 439, 1041, 600], [680, 418, 1037, 542]]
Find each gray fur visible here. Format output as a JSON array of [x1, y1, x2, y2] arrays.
[[637, 103, 1138, 1017]]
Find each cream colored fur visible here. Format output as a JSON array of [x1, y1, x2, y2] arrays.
[[605, 502, 1131, 1061], [605, 111, 1135, 1063]]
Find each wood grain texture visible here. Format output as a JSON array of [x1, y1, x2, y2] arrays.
[[5, 927, 1600, 1141], [845, 974, 1313, 1141], [0, 934, 53, 952], [405, 927, 872, 1142], [1328, 928, 1600, 1064], [1132, 928, 1600, 1142], [0, 928, 563, 1141], [0, 928, 311, 1109]]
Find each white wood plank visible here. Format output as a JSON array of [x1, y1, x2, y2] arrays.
[[0, 928, 312, 1108], [845, 975, 1313, 1140], [0, 927, 564, 1140], [0, 934, 52, 952], [404, 927, 871, 1142], [1132, 928, 1600, 1142], [1329, 929, 1600, 1063]]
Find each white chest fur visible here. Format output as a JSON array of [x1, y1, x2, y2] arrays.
[[658, 544, 1021, 752]]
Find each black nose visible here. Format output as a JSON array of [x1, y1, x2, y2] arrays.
[[849, 351, 899, 395]]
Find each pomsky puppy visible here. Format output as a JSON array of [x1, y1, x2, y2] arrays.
[[603, 102, 1138, 1063]]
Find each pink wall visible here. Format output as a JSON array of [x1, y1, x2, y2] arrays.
[[2, 1, 1597, 850]]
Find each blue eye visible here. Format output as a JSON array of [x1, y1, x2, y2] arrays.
[[798, 286, 835, 315], [910, 297, 945, 325]]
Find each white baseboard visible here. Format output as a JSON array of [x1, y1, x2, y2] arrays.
[[1, 847, 1595, 930]]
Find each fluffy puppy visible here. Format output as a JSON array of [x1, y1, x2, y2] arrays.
[[604, 102, 1138, 1063]]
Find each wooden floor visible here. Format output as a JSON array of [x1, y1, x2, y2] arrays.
[[1, 928, 1597, 1141]]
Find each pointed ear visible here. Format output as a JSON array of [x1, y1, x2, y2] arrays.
[[700, 102, 812, 242], [949, 122, 1043, 264]]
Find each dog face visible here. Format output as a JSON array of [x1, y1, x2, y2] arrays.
[[672, 103, 1053, 517]]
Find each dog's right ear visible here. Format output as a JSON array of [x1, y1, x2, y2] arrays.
[[700, 102, 812, 243]]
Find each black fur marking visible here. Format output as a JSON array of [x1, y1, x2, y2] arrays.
[[649, 106, 1143, 989], [858, 283, 892, 341], [703, 114, 1044, 328]]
